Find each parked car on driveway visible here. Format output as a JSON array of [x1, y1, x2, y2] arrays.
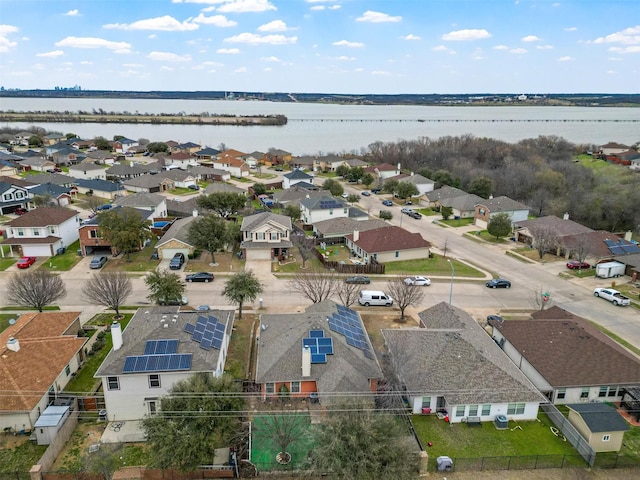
[[186, 272, 214, 283], [361, 191, 371, 196], [169, 253, 186, 270], [89, 255, 108, 269], [382, 199, 393, 206], [16, 256, 37, 269], [486, 278, 511, 289], [401, 207, 413, 214], [345, 275, 371, 284], [14, 207, 28, 215], [408, 211, 422, 219], [404, 276, 431, 286], [566, 260, 590, 270]]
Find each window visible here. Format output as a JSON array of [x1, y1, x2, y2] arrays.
[[107, 376, 119, 391], [148, 401, 157, 415], [329, 209, 333, 215], [4, 193, 12, 201], [599, 387, 608, 398], [17, 228, 24, 237], [257, 232, 264, 240], [15, 191, 25, 199], [557, 389, 566, 400], [49, 226, 56, 234], [149, 375, 161, 388], [608, 387, 618, 398], [482, 404, 491, 416], [33, 228, 40, 236], [266, 383, 275, 394], [468, 405, 478, 416], [507, 403, 525, 415], [291, 381, 300, 394], [90, 230, 98, 238], [602, 435, 610, 442], [395, 251, 399, 258], [422, 397, 431, 409], [455, 405, 465, 417], [65, 365, 71, 376], [581, 388, 589, 399]]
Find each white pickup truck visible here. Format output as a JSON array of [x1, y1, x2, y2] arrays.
[[593, 288, 631, 306]]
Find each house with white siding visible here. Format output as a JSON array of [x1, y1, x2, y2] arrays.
[[299, 195, 349, 225]]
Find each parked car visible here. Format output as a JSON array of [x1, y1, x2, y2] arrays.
[[14, 207, 28, 215], [169, 252, 186, 270], [382, 199, 393, 206], [486, 278, 511, 289], [345, 275, 371, 284], [158, 295, 189, 306], [188, 184, 200, 190], [593, 288, 631, 306], [341, 193, 349, 198], [401, 207, 413, 214], [95, 204, 113, 211], [566, 260, 590, 270], [404, 276, 431, 286], [186, 272, 214, 283], [361, 191, 371, 196], [197, 305, 211, 312], [408, 211, 422, 219], [89, 255, 108, 269], [486, 314, 504, 323], [371, 188, 381, 194], [16, 256, 37, 269]]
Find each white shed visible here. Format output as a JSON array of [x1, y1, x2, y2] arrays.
[[34, 405, 70, 445]]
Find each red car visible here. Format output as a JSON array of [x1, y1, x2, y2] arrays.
[[566, 260, 590, 270], [14, 207, 28, 215], [17, 256, 37, 269]]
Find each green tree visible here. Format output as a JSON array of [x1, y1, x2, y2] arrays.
[[197, 192, 246, 218], [382, 178, 399, 195], [28, 135, 43, 147], [432, 169, 459, 188], [113, 135, 125, 141], [346, 194, 360, 203], [379, 210, 392, 221], [441, 206, 453, 220], [65, 132, 77, 139], [395, 181, 419, 200], [335, 164, 350, 178], [487, 212, 512, 240], [252, 182, 267, 196], [346, 166, 364, 183], [468, 176, 493, 199], [94, 136, 111, 150], [307, 404, 419, 479], [283, 204, 301, 221], [292, 232, 317, 269], [322, 178, 344, 197], [187, 214, 230, 265], [222, 270, 263, 319], [146, 142, 169, 153], [142, 373, 244, 471], [144, 269, 184, 305], [361, 172, 375, 188], [98, 208, 152, 259]]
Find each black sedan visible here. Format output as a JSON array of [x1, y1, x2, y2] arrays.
[[486, 278, 511, 289], [186, 272, 214, 283], [345, 275, 371, 284]]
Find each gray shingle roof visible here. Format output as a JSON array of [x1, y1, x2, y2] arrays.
[[382, 302, 545, 406], [313, 217, 390, 237], [514, 215, 593, 237], [240, 211, 292, 232], [114, 192, 165, 209], [424, 186, 466, 202], [442, 193, 485, 212], [156, 216, 197, 248], [477, 195, 530, 212], [284, 169, 313, 180], [300, 195, 347, 210], [566, 403, 630, 432]]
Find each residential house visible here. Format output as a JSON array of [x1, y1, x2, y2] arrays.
[[343, 158, 369, 169], [344, 226, 431, 264], [78, 206, 153, 256], [599, 142, 629, 156], [382, 302, 545, 423], [0, 181, 31, 215], [272, 185, 324, 207], [27, 173, 78, 190], [318, 154, 348, 172], [68, 163, 107, 181], [489, 306, 640, 405], [212, 153, 250, 178], [155, 216, 198, 259], [513, 215, 593, 248], [75, 178, 127, 200], [166, 197, 201, 218], [95, 308, 235, 424], [0, 159, 19, 176], [364, 162, 400, 181], [193, 147, 221, 164], [387, 173, 435, 196], [28, 183, 74, 207], [283, 169, 314, 189], [43, 132, 67, 145], [122, 175, 174, 194], [188, 166, 231, 182], [51, 147, 85, 166], [106, 163, 154, 181], [290, 156, 319, 171], [560, 230, 637, 263], [0, 312, 86, 433], [203, 182, 245, 195], [266, 149, 292, 166], [240, 211, 292, 261], [169, 141, 200, 155], [566, 404, 630, 453], [441, 193, 485, 219], [1, 207, 80, 257], [158, 169, 197, 189], [423, 186, 466, 208], [255, 300, 383, 403], [113, 192, 167, 218], [474, 195, 530, 229], [18, 156, 56, 172], [312, 217, 390, 241], [113, 138, 138, 154], [163, 151, 198, 170], [86, 150, 117, 166], [300, 196, 349, 225]]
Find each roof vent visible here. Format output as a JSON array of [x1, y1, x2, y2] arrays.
[[6, 337, 20, 352]]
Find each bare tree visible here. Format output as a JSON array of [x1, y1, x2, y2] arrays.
[[529, 225, 559, 259], [7, 270, 66, 312], [292, 232, 316, 269], [386, 279, 425, 322], [288, 269, 338, 303], [334, 281, 361, 307], [82, 272, 132, 318], [568, 234, 594, 270], [529, 286, 552, 311], [254, 402, 310, 464]]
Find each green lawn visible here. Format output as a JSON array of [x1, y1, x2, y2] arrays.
[[224, 314, 255, 379], [103, 245, 160, 272], [0, 313, 21, 333], [40, 241, 82, 271], [0, 256, 16, 271], [440, 217, 475, 227], [384, 255, 484, 278], [0, 440, 47, 472], [412, 413, 583, 471], [251, 413, 315, 471]]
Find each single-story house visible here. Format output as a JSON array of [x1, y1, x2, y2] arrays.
[[489, 306, 640, 404], [27, 173, 77, 189], [474, 196, 530, 229], [188, 166, 231, 182], [271, 185, 325, 207], [389, 173, 435, 196], [266, 149, 292, 166], [28, 183, 74, 207], [423, 186, 466, 208], [441, 193, 485, 219], [203, 182, 245, 195], [382, 302, 545, 423], [290, 156, 319, 171], [157, 169, 197, 189], [155, 216, 198, 260], [95, 307, 234, 425], [75, 178, 127, 200], [599, 142, 629, 156], [68, 163, 107, 181], [193, 147, 221, 163], [166, 197, 202, 218], [18, 156, 56, 172], [255, 300, 383, 403], [105, 163, 154, 181], [312, 217, 390, 241], [344, 226, 431, 264], [240, 211, 292, 261], [113, 192, 167, 218], [122, 175, 175, 194], [0, 312, 86, 433], [364, 162, 400, 180], [566, 403, 630, 453], [318, 154, 347, 172], [513, 215, 594, 249]]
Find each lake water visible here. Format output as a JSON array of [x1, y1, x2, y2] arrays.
[[1, 97, 638, 155]]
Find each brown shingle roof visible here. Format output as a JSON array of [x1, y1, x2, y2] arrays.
[[346, 226, 430, 253], [6, 207, 78, 227], [514, 215, 593, 237]]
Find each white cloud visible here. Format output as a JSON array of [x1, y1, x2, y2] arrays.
[[217, 48, 240, 54], [310, 6, 325, 10], [104, 16, 198, 31], [401, 34, 421, 41], [192, 14, 237, 27], [0, 24, 18, 53], [329, 5, 340, 9], [521, 35, 540, 42], [260, 56, 281, 62], [64, 9, 80, 16], [509, 48, 527, 54], [471, 48, 485, 60], [234, 66, 247, 73], [123, 63, 144, 68], [607, 70, 616, 74], [80, 61, 93, 65], [335, 55, 355, 61], [558, 56, 574, 62], [608, 45, 640, 53], [149, 34, 157, 39], [493, 45, 509, 50], [442, 29, 491, 41], [592, 25, 640, 45], [371, 70, 391, 76], [217, 0, 277, 13], [433, 45, 455, 54], [0, 25, 19, 35], [565, 26, 577, 32], [263, 67, 272, 72], [224, 32, 296, 45], [536, 44, 554, 50], [36, 50, 64, 57], [55, 36, 132, 53], [161, 66, 174, 71], [332, 39, 364, 48], [147, 51, 192, 62], [258, 20, 289, 32], [202, 60, 224, 66], [356, 11, 401, 23]]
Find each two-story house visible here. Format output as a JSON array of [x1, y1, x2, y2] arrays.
[[240, 212, 292, 261], [299, 196, 349, 225], [0, 181, 31, 215], [113, 138, 138, 154], [474, 195, 530, 229], [283, 169, 314, 189], [212, 153, 250, 179]]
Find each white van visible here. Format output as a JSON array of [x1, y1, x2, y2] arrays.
[[359, 290, 393, 307]]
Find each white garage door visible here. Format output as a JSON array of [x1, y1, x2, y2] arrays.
[[475, 219, 488, 229], [22, 244, 53, 257], [160, 248, 190, 260], [245, 248, 271, 261]]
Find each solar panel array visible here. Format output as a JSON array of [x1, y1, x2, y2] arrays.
[[318, 199, 344, 210], [123, 353, 192, 373], [327, 305, 375, 360], [302, 329, 334, 364], [144, 339, 178, 355], [604, 238, 640, 256], [184, 315, 226, 350]]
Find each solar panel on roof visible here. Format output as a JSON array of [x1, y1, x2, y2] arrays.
[[303, 338, 316, 347], [319, 345, 333, 354], [135, 356, 147, 371], [192, 331, 203, 342], [363, 349, 375, 360], [318, 337, 332, 346], [184, 323, 195, 334], [622, 243, 640, 253], [147, 355, 159, 371], [144, 340, 157, 355], [311, 353, 327, 364], [604, 239, 617, 247], [310, 330, 324, 338], [213, 331, 224, 342], [179, 355, 192, 369], [122, 354, 192, 373], [203, 330, 214, 341], [610, 246, 625, 255], [200, 337, 212, 350], [123, 356, 137, 373], [212, 337, 223, 349]]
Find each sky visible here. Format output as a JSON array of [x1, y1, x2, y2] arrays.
[[0, 0, 638, 94]]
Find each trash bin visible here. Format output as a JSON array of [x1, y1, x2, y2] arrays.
[[77, 249, 83, 256], [437, 456, 453, 471], [98, 409, 107, 421], [56, 247, 66, 255]]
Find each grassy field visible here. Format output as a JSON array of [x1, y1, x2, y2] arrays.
[[440, 217, 475, 227], [0, 438, 47, 472], [103, 245, 160, 272], [0, 256, 16, 271], [224, 314, 257, 379], [39, 241, 82, 271], [251, 413, 315, 471], [384, 255, 485, 278]]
